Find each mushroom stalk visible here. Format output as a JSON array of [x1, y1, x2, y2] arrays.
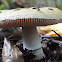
[[22, 27, 45, 60]]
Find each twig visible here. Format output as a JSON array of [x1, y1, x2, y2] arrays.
[[52, 30, 61, 39]]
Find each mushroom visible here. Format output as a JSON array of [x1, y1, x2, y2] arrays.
[[2, 37, 24, 62], [0, 7, 62, 60]]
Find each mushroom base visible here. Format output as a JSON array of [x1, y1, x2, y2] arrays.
[[22, 27, 45, 60]]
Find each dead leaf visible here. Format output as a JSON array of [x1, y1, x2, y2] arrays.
[[2, 37, 24, 62]]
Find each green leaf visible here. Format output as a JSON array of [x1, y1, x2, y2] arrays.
[[0, 4, 5, 10]]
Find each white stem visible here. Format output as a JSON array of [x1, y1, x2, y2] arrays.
[[22, 27, 45, 60]]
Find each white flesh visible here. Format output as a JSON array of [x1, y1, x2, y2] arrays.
[[22, 27, 45, 60]]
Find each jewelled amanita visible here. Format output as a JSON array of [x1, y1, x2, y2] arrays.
[[1, 7, 62, 60]]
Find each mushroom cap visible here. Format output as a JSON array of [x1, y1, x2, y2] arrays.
[[0, 7, 62, 28]]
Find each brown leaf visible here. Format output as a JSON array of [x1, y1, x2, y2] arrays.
[[2, 37, 24, 62]]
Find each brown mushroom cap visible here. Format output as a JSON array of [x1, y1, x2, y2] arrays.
[[0, 7, 62, 28]]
